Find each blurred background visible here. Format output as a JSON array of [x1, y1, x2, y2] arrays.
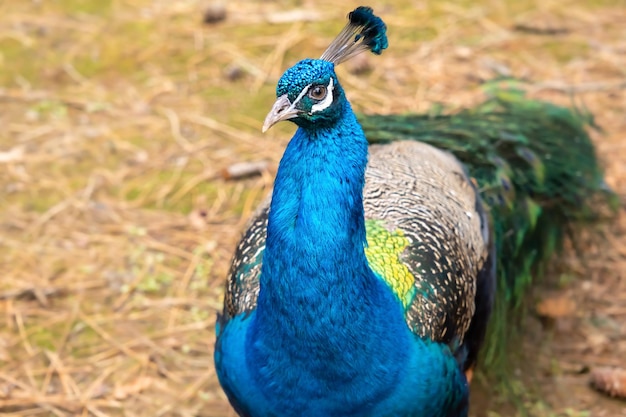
[[0, 0, 624, 416]]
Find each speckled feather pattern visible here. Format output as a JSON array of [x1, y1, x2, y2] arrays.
[[222, 140, 489, 346], [223, 203, 268, 321]]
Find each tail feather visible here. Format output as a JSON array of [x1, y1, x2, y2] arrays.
[[359, 90, 616, 369]]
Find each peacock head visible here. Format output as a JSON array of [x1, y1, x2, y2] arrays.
[[262, 6, 388, 133]]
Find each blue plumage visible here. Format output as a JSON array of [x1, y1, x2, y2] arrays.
[[216, 60, 469, 415], [216, 8, 470, 416], [215, 5, 612, 417]]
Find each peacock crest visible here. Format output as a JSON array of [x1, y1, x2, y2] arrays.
[[320, 6, 388, 64]]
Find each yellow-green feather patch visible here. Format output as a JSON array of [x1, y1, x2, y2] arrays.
[[364, 220, 416, 309]]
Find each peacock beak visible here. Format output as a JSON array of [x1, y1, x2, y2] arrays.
[[262, 94, 299, 133]]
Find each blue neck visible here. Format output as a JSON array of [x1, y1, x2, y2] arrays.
[[261, 102, 370, 300], [250, 101, 409, 410], [246, 101, 468, 416]]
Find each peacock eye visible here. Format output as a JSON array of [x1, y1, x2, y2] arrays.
[[308, 85, 327, 100]]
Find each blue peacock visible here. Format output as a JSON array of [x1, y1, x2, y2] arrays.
[[214, 7, 612, 417]]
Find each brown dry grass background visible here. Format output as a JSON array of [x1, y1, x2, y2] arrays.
[[0, 0, 624, 416]]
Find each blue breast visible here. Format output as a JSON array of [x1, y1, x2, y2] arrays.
[[216, 308, 469, 417]]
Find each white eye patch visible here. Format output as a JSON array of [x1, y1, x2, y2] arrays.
[[310, 78, 334, 113]]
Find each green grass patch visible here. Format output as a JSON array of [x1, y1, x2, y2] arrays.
[[53, 0, 114, 16], [544, 40, 590, 63]]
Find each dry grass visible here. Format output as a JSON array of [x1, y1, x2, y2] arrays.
[[0, 0, 624, 416]]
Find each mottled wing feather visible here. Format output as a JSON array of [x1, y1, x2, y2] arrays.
[[223, 201, 268, 320], [223, 141, 490, 345], [364, 141, 489, 346]]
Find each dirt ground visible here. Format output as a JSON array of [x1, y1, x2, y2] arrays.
[[0, 0, 624, 416]]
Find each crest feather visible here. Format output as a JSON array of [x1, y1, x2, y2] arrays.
[[320, 6, 388, 65]]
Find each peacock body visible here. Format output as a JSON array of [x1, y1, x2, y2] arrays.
[[215, 7, 610, 417]]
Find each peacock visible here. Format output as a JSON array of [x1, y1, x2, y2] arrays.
[[214, 7, 611, 417]]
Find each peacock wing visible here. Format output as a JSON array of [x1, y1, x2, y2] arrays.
[[363, 141, 491, 347], [221, 202, 268, 322]]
